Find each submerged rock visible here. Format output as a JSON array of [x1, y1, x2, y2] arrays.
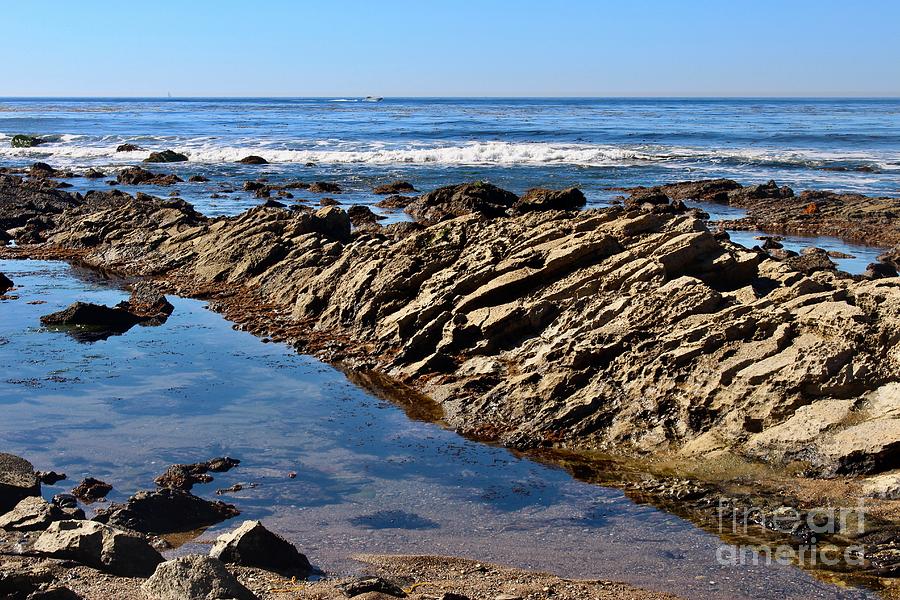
[[210, 520, 312, 576], [93, 488, 239, 534], [373, 181, 416, 195], [238, 155, 268, 165], [144, 149, 189, 163], [142, 555, 257, 600], [0, 453, 40, 513], [33, 520, 163, 577], [11, 135, 45, 148]]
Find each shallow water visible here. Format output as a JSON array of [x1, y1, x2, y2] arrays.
[[0, 259, 876, 600]]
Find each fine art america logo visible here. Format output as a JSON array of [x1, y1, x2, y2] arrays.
[[714, 499, 867, 567]]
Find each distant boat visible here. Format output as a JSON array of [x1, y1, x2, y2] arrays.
[[363, 96, 383, 102]]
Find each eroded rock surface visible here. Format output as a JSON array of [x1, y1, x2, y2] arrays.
[[0, 453, 41, 513], [2, 177, 899, 478], [210, 520, 312, 576], [33, 520, 163, 577], [142, 555, 257, 600]]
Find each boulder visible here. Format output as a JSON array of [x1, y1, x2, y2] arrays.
[[237, 155, 268, 165], [210, 520, 312, 576], [511, 187, 586, 213], [313, 206, 352, 241], [83, 168, 106, 179], [71, 477, 112, 502], [142, 555, 257, 600], [119, 282, 175, 324], [117, 166, 183, 186], [33, 520, 164, 577], [373, 181, 416, 195], [0, 496, 66, 531], [308, 181, 342, 193], [41, 303, 144, 342], [11, 135, 45, 148], [189, 174, 210, 182], [319, 197, 340, 206], [28, 162, 58, 178], [374, 195, 415, 209], [93, 488, 239, 534], [144, 150, 189, 163], [866, 262, 898, 279], [36, 471, 67, 485], [0, 453, 40, 513], [115, 143, 141, 152], [405, 182, 518, 224], [0, 272, 12, 294], [784, 247, 837, 274], [347, 205, 384, 226]]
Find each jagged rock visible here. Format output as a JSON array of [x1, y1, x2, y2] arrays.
[[785, 247, 837, 274], [154, 457, 239, 490], [339, 576, 407, 598], [117, 166, 183, 186], [33, 520, 163, 577], [374, 195, 415, 209], [320, 197, 340, 206], [28, 163, 57, 178], [314, 206, 351, 241], [0, 496, 67, 531], [144, 150, 188, 163], [347, 205, 384, 226], [41, 303, 143, 342], [11, 135, 45, 148], [115, 143, 141, 152], [862, 472, 900, 499], [0, 272, 12, 294], [405, 182, 518, 224], [511, 187, 586, 213], [83, 168, 105, 179], [238, 155, 268, 165], [210, 520, 312, 576], [120, 282, 174, 323], [189, 174, 210, 182], [0, 453, 40, 513], [373, 181, 416, 195], [308, 181, 342, 193], [93, 488, 239, 534], [36, 471, 66, 485], [867, 262, 898, 279], [142, 555, 257, 600], [71, 477, 112, 502]]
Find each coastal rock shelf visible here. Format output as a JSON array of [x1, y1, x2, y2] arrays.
[[2, 173, 899, 482]]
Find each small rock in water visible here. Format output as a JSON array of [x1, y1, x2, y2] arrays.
[[210, 520, 312, 576], [0, 273, 13, 294], [115, 143, 141, 152], [11, 134, 45, 148], [36, 470, 67, 485], [144, 149, 189, 163], [188, 174, 210, 182], [373, 180, 416, 195], [83, 168, 106, 179], [238, 155, 268, 165], [141, 555, 257, 600], [71, 477, 112, 502], [93, 487, 239, 534], [308, 181, 342, 193]]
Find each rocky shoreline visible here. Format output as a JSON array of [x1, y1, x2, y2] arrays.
[[2, 168, 900, 592]]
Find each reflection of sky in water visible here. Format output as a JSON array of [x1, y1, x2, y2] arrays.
[[0, 259, 874, 600]]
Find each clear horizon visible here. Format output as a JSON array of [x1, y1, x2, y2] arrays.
[[2, 0, 899, 97]]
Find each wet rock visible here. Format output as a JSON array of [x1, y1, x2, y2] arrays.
[[154, 457, 239, 490], [117, 166, 183, 186], [511, 187, 586, 213], [238, 155, 268, 165], [120, 281, 175, 324], [373, 181, 416, 195], [51, 494, 78, 509], [71, 477, 112, 502], [308, 181, 342, 193], [83, 168, 105, 179], [189, 174, 210, 183], [115, 143, 141, 152], [142, 555, 257, 600], [93, 488, 239, 534], [405, 181, 518, 224], [210, 520, 312, 576], [339, 576, 407, 598], [28, 162, 57, 178], [263, 199, 286, 208], [33, 520, 163, 577], [36, 471, 66, 485], [347, 205, 384, 226], [0, 453, 41, 513], [0, 273, 13, 294], [320, 197, 340, 206], [11, 135, 45, 148], [0, 496, 67, 531], [374, 195, 415, 209], [144, 149, 189, 163], [41, 302, 144, 342]]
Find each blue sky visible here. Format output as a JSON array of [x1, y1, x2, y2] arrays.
[[2, 0, 898, 97]]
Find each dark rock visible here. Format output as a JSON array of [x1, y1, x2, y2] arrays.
[[0, 496, 67, 531], [33, 520, 163, 577], [759, 236, 783, 250], [309, 181, 342, 193], [207, 457, 240, 472], [36, 471, 67, 485], [785, 247, 837, 274], [93, 488, 240, 534], [625, 188, 671, 209], [0, 273, 12, 294], [41, 302, 143, 342], [115, 143, 141, 152], [188, 174, 209, 183], [117, 166, 183, 186], [11, 135, 45, 148], [210, 520, 312, 576], [406, 181, 518, 224], [374, 195, 415, 209], [141, 555, 257, 600], [83, 168, 105, 179], [51, 494, 79, 509], [263, 199, 286, 208], [144, 149, 188, 163], [319, 197, 340, 206], [28, 162, 57, 178], [373, 181, 416, 195], [238, 155, 268, 165], [0, 453, 41, 513], [347, 205, 384, 226], [120, 281, 174, 324], [512, 187, 586, 213], [243, 180, 267, 192], [71, 477, 112, 502], [154, 457, 238, 490], [27, 587, 83, 600], [339, 576, 407, 598], [313, 206, 351, 242], [866, 262, 899, 279]]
